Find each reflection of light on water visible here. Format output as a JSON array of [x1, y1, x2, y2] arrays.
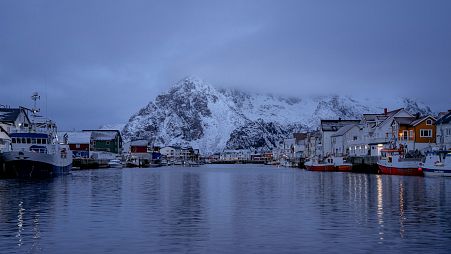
[[376, 175, 384, 243], [399, 183, 405, 239], [31, 213, 41, 252], [16, 201, 25, 247]]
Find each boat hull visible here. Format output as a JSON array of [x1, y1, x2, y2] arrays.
[[2, 151, 72, 178], [377, 164, 423, 176], [335, 165, 352, 172], [421, 167, 451, 177], [305, 164, 335, 171]]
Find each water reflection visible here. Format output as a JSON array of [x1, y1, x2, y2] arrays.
[[1, 166, 451, 253], [376, 175, 384, 242]]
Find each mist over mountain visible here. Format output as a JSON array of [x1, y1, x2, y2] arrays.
[[121, 76, 433, 153]]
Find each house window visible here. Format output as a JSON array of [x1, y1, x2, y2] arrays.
[[353, 136, 358, 141], [446, 128, 451, 136], [426, 119, 432, 125], [420, 129, 432, 138], [400, 130, 408, 141], [12, 138, 16, 143], [76, 144, 80, 149]]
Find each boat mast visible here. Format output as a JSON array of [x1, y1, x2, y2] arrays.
[[31, 92, 40, 122]]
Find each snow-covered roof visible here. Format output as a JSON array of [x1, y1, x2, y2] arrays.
[[331, 124, 358, 137], [321, 120, 360, 132], [130, 140, 149, 146], [437, 111, 451, 125], [393, 117, 415, 125], [0, 108, 22, 123], [60, 131, 91, 144], [91, 131, 119, 141], [410, 115, 436, 126]]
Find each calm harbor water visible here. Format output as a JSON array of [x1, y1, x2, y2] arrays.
[[1, 164, 451, 253]]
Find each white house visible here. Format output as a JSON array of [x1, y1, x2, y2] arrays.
[[220, 149, 251, 161], [331, 124, 366, 156], [0, 107, 31, 134], [160, 146, 181, 159], [321, 119, 360, 157], [361, 108, 413, 156], [435, 111, 451, 150], [305, 131, 322, 158]]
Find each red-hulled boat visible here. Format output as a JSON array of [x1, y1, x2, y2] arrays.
[[304, 156, 352, 172], [377, 148, 423, 176], [333, 156, 353, 172], [304, 157, 335, 171]]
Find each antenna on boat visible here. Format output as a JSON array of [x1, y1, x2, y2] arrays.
[[31, 92, 41, 118]]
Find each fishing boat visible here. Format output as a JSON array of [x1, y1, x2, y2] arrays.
[[107, 159, 123, 168], [333, 156, 353, 172], [304, 157, 335, 171], [420, 150, 451, 177], [305, 156, 352, 172], [2, 93, 72, 178], [125, 155, 140, 168], [377, 148, 423, 176]]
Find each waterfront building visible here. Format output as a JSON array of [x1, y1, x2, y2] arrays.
[[305, 130, 322, 159], [85, 130, 123, 154], [320, 119, 360, 157], [62, 131, 91, 158], [361, 108, 412, 156], [220, 149, 251, 161], [129, 139, 152, 161], [0, 107, 31, 133], [391, 115, 436, 152], [331, 124, 366, 156], [160, 146, 181, 160], [436, 110, 451, 150]]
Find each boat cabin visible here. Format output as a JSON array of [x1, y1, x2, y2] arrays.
[[10, 133, 50, 153]]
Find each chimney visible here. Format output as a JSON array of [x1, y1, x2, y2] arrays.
[[384, 108, 388, 116]]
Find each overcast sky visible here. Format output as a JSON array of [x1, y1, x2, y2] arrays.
[[1, 0, 450, 130]]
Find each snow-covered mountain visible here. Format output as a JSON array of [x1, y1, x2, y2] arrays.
[[122, 76, 433, 153]]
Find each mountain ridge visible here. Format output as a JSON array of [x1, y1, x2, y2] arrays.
[[121, 76, 433, 153]]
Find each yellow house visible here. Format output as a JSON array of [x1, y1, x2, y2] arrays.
[[392, 115, 436, 151]]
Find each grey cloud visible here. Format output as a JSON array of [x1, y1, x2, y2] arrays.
[[1, 0, 450, 129]]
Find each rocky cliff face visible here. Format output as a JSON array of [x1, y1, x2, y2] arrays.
[[122, 76, 432, 153]]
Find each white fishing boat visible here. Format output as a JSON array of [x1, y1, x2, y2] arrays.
[[420, 151, 451, 177], [377, 148, 423, 176], [108, 159, 123, 168], [2, 93, 72, 178]]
